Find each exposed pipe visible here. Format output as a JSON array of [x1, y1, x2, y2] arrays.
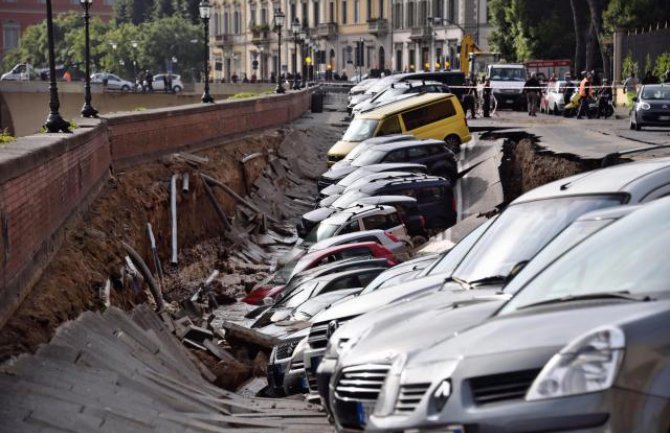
[[182, 173, 190, 193], [146, 222, 164, 281], [122, 241, 164, 311], [170, 174, 178, 265]]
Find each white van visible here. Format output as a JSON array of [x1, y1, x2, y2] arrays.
[[487, 63, 528, 110], [1, 63, 34, 81]]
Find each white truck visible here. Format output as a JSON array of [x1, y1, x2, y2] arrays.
[[487, 63, 528, 110], [0, 63, 36, 81]]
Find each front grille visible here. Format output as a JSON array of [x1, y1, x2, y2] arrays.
[[394, 383, 431, 414], [275, 338, 301, 360], [306, 369, 318, 392], [469, 369, 540, 405], [289, 360, 305, 372], [334, 364, 390, 402], [308, 322, 330, 350]]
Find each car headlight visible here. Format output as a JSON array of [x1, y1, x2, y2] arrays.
[[638, 102, 651, 110], [526, 326, 625, 401]]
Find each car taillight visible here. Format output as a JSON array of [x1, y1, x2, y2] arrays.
[[385, 231, 400, 242], [419, 215, 426, 228]]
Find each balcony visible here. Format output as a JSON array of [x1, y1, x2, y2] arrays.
[[214, 34, 233, 48], [367, 18, 389, 36], [251, 26, 271, 45], [317, 22, 338, 39], [410, 25, 432, 41]]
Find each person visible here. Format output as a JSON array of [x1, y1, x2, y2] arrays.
[[548, 73, 558, 83], [270, 72, 276, 83], [242, 73, 249, 83], [563, 73, 575, 106], [63, 69, 72, 82], [482, 78, 492, 117], [523, 73, 541, 117], [623, 72, 639, 108], [162, 74, 169, 93], [144, 70, 153, 92], [597, 78, 613, 118], [461, 79, 477, 119], [576, 72, 593, 119]]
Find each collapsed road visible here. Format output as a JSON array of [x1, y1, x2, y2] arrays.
[[2, 90, 665, 432]]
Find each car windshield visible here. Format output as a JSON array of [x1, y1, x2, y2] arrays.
[[344, 143, 372, 162], [360, 269, 416, 295], [421, 217, 497, 277], [490, 67, 526, 82], [304, 223, 340, 244], [352, 149, 386, 166], [342, 119, 380, 142], [331, 190, 367, 208], [338, 169, 372, 187], [641, 86, 670, 100], [373, 87, 407, 103], [453, 195, 624, 283], [276, 281, 320, 308], [273, 256, 302, 284], [499, 200, 670, 314]]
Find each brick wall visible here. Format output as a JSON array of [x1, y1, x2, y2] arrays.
[[0, 89, 312, 328]]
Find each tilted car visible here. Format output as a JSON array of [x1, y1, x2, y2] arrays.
[[319, 162, 427, 197], [368, 196, 670, 433], [351, 80, 450, 115]]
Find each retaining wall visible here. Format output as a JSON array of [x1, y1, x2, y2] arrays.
[[0, 89, 312, 328]]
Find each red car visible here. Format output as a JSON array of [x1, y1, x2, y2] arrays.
[[242, 242, 398, 305]]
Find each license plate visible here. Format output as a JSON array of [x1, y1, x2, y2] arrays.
[[659, 115, 670, 121], [356, 401, 375, 426]]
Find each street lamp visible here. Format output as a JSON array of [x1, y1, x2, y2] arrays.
[[199, 0, 215, 103], [273, 9, 285, 94], [291, 18, 300, 90], [80, 0, 98, 118], [299, 30, 307, 87], [130, 40, 138, 84], [44, 0, 70, 133]]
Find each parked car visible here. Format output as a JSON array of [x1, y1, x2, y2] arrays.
[[350, 80, 450, 114], [325, 134, 416, 168], [319, 161, 426, 194], [629, 84, 670, 130], [90, 72, 134, 91], [1, 63, 35, 81], [324, 139, 458, 185], [540, 80, 567, 114], [148, 73, 183, 92], [368, 197, 670, 433], [306, 229, 409, 259], [303, 157, 670, 408], [328, 94, 470, 165], [324, 205, 641, 431], [320, 175, 456, 231], [242, 241, 398, 304]]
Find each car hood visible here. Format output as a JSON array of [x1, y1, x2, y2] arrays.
[[322, 159, 358, 180], [338, 294, 506, 367], [319, 194, 341, 208], [647, 100, 670, 109], [302, 207, 338, 224], [320, 184, 346, 197], [409, 298, 670, 366], [310, 273, 449, 324]]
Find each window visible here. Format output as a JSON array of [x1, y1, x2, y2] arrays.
[[427, 144, 445, 155], [357, 271, 379, 287], [261, 7, 268, 25], [290, 3, 296, 23], [362, 214, 388, 230], [339, 220, 361, 234], [367, 0, 372, 20], [402, 99, 456, 130], [329, 2, 335, 22], [434, 0, 444, 18], [419, 0, 428, 26], [339, 247, 374, 260], [416, 186, 445, 201], [234, 11, 241, 34], [407, 146, 429, 158], [313, 0, 319, 25], [447, 0, 455, 21], [377, 116, 402, 136], [357, 236, 381, 243], [2, 21, 20, 51], [393, 2, 402, 29], [407, 1, 415, 27], [354, 0, 359, 22], [302, 1, 309, 26], [250, 6, 257, 26], [383, 149, 407, 162], [379, 0, 384, 19], [342, 0, 348, 23], [224, 12, 229, 34], [327, 275, 361, 292]]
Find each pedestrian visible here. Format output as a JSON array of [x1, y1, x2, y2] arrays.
[[242, 73, 249, 83], [576, 72, 593, 119], [623, 72, 639, 108], [597, 78, 613, 118], [483, 78, 492, 117], [145, 70, 153, 92], [524, 73, 541, 117], [270, 72, 275, 83], [162, 74, 169, 93], [461, 79, 477, 119], [63, 69, 72, 82], [549, 73, 557, 83], [563, 73, 575, 106]]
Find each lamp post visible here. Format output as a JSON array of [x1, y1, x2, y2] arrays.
[[273, 9, 285, 94], [299, 30, 306, 87], [291, 18, 300, 90], [199, 0, 214, 103], [109, 42, 117, 74], [80, 0, 98, 117], [130, 40, 138, 85], [44, 0, 70, 133]]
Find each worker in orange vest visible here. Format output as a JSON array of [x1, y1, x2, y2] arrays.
[[576, 72, 593, 119]]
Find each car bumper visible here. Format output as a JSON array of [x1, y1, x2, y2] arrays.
[[316, 356, 337, 415], [283, 364, 309, 395], [638, 110, 670, 126], [368, 387, 670, 433], [266, 357, 291, 396], [493, 92, 524, 106], [304, 347, 326, 397]]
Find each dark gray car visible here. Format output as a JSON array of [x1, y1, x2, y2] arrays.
[[368, 196, 670, 433]]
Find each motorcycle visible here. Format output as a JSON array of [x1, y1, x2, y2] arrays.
[[563, 93, 599, 118]]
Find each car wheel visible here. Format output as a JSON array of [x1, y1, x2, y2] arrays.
[[410, 235, 428, 247], [121, 85, 130, 92], [173, 85, 182, 93], [444, 135, 461, 153], [629, 116, 635, 130], [553, 104, 559, 115]]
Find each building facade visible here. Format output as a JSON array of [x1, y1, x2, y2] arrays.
[[0, 0, 115, 62], [208, 0, 489, 82]]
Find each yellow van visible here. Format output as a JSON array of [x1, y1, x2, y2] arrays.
[[327, 93, 471, 166]]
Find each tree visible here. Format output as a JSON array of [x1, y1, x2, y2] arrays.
[[114, 0, 153, 25], [152, 0, 175, 20], [604, 0, 670, 33], [569, 0, 584, 73]]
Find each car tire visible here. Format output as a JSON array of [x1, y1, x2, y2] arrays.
[[444, 135, 461, 153], [173, 85, 182, 93], [411, 235, 428, 247], [121, 85, 130, 92], [553, 103, 560, 115]]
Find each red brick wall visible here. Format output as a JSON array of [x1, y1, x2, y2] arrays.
[[0, 89, 311, 328]]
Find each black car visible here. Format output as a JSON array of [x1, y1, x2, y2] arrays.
[[327, 175, 457, 230], [630, 84, 670, 130], [400, 71, 467, 99], [351, 80, 451, 114]]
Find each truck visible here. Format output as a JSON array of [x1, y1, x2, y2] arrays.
[[0, 63, 36, 81], [486, 63, 529, 110]]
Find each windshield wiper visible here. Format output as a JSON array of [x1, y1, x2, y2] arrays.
[[517, 291, 654, 311], [469, 275, 509, 286], [440, 275, 472, 291]]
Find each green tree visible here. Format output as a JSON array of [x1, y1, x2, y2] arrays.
[[654, 52, 670, 80], [114, 0, 153, 25], [622, 52, 639, 77], [603, 0, 670, 33], [152, 0, 175, 20]]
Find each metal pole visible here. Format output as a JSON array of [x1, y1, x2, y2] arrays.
[[202, 16, 214, 103], [81, 1, 98, 117], [170, 174, 178, 265], [293, 34, 299, 89], [44, 0, 70, 133], [276, 25, 285, 93]]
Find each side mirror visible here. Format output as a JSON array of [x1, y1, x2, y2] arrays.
[[262, 297, 274, 306], [632, 97, 638, 102]]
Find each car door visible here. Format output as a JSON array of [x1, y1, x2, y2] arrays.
[[334, 219, 363, 236], [401, 98, 460, 142], [361, 212, 408, 241], [414, 184, 451, 227], [406, 145, 434, 169], [107, 75, 121, 90], [382, 148, 409, 163]]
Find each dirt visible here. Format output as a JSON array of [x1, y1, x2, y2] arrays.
[[499, 137, 602, 203], [0, 129, 289, 362]]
